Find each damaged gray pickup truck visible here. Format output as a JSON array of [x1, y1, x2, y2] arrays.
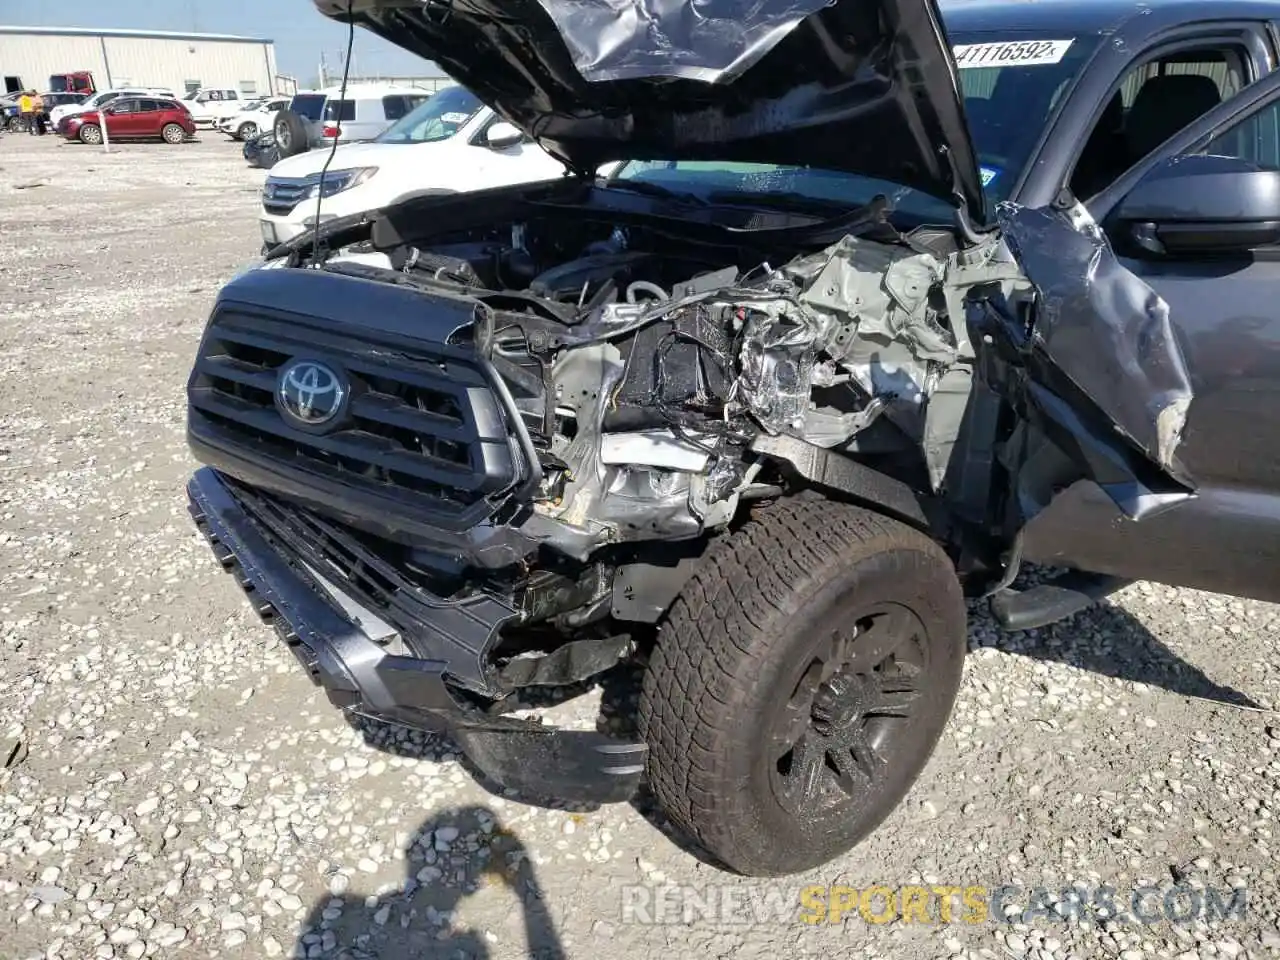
[[185, 0, 1280, 875]]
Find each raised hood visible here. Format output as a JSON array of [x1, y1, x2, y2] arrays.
[[313, 0, 986, 223]]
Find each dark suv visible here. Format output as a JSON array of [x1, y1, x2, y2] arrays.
[[185, 0, 1280, 876]]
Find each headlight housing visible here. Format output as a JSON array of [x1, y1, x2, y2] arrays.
[[302, 167, 378, 200]]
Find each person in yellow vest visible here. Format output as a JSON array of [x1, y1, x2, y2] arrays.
[[17, 90, 33, 132], [29, 91, 45, 135]]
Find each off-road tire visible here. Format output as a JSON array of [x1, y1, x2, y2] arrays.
[[638, 497, 967, 876]]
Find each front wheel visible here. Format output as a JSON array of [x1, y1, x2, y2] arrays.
[[161, 123, 186, 144], [78, 123, 102, 145], [638, 497, 967, 876], [236, 121, 257, 141]]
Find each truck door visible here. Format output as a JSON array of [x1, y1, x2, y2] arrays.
[[1017, 67, 1280, 603]]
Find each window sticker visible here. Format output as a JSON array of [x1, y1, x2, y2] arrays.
[[980, 166, 1000, 188], [441, 112, 471, 124], [953, 39, 1074, 69]]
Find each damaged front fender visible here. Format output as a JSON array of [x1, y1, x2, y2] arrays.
[[987, 201, 1197, 522], [997, 201, 1195, 486]]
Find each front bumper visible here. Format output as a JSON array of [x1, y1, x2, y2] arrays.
[[259, 216, 309, 245], [187, 466, 646, 804]]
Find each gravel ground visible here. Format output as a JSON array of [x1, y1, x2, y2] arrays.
[[2, 131, 1280, 960]]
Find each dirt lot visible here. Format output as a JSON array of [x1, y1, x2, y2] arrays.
[[2, 131, 1280, 960]]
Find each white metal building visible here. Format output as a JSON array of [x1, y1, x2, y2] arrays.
[[0, 26, 278, 98]]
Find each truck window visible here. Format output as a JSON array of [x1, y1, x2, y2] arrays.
[[1201, 96, 1280, 169], [1071, 44, 1250, 199]]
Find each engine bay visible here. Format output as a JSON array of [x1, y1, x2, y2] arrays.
[[316, 199, 1019, 567]]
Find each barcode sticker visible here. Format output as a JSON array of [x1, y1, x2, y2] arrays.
[[953, 39, 1074, 69]]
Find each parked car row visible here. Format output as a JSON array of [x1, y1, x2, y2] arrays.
[[1, 91, 90, 132], [5, 84, 301, 146]]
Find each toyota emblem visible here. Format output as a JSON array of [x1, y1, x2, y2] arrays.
[[276, 359, 347, 428]]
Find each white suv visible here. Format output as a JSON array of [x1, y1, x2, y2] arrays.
[[181, 88, 244, 126], [260, 86, 572, 247], [217, 96, 290, 141]]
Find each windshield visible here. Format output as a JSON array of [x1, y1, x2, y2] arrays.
[[375, 86, 481, 144], [613, 31, 1100, 221], [290, 94, 326, 121]]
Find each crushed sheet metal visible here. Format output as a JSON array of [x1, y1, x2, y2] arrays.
[[996, 201, 1194, 478], [530, 0, 834, 83], [787, 233, 956, 443]]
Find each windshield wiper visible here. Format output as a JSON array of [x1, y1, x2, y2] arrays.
[[604, 180, 708, 207]]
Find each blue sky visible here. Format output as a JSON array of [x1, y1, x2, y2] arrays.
[[4, 0, 439, 83]]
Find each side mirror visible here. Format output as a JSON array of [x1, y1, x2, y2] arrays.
[[485, 121, 523, 150], [1111, 154, 1280, 257]]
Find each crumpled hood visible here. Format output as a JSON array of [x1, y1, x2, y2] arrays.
[[313, 0, 985, 223]]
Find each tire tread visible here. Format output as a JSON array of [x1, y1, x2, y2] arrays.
[[638, 497, 961, 874]]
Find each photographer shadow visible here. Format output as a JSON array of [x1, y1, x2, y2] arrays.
[[295, 804, 566, 960]]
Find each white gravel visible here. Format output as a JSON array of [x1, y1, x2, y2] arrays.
[[2, 131, 1280, 960]]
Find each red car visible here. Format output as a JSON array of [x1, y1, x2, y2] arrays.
[[61, 97, 195, 145]]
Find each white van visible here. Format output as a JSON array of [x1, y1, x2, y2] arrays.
[[276, 83, 430, 151], [259, 86, 569, 246]]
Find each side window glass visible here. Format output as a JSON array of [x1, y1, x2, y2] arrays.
[[1071, 44, 1248, 200], [1201, 98, 1280, 170]]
